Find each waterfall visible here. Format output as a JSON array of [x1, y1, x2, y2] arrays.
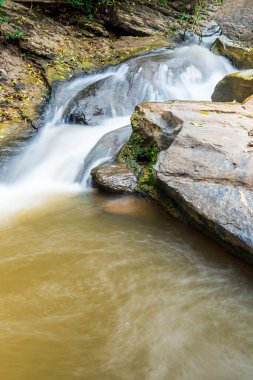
[[0, 44, 235, 220]]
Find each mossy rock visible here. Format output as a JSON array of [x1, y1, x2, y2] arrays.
[[212, 70, 253, 103], [211, 36, 253, 69]]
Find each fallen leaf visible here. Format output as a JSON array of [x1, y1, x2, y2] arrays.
[[191, 122, 204, 128]]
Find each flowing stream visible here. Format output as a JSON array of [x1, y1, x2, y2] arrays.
[[1, 42, 253, 380]]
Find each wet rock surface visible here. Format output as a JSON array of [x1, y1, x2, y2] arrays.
[[212, 70, 253, 103], [64, 77, 115, 125], [92, 163, 137, 194], [0, 125, 36, 178], [212, 0, 253, 68]]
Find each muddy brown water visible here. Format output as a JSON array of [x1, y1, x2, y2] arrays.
[[0, 193, 252, 380]]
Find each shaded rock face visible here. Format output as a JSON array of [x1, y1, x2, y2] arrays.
[[212, 70, 253, 103], [211, 36, 253, 69], [146, 98, 253, 262], [108, 1, 170, 37], [215, 0, 253, 46], [91, 163, 137, 193], [107, 0, 197, 37]]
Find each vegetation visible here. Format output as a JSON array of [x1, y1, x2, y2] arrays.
[[0, 0, 26, 42], [64, 0, 207, 15], [118, 110, 160, 197], [65, 0, 115, 12]]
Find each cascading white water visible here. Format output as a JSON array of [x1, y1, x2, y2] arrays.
[[0, 44, 235, 220]]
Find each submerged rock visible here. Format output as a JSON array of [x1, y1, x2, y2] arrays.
[[103, 196, 161, 219], [92, 163, 137, 194], [212, 70, 253, 103], [211, 36, 253, 69]]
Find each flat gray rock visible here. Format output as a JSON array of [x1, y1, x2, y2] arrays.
[[133, 97, 253, 262]]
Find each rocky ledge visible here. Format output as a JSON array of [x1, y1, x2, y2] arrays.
[[92, 96, 253, 263]]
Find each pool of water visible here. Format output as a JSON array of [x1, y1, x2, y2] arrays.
[[0, 193, 252, 380]]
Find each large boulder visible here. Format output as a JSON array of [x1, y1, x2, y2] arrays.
[[212, 70, 253, 102], [211, 36, 253, 69], [215, 0, 253, 46], [152, 97, 253, 262], [110, 97, 253, 263]]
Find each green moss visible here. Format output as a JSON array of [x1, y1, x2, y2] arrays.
[[211, 38, 253, 69], [118, 125, 159, 200], [119, 130, 158, 171], [130, 110, 140, 131], [44, 36, 173, 85], [117, 114, 184, 219], [119, 131, 181, 217], [137, 163, 159, 198]]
